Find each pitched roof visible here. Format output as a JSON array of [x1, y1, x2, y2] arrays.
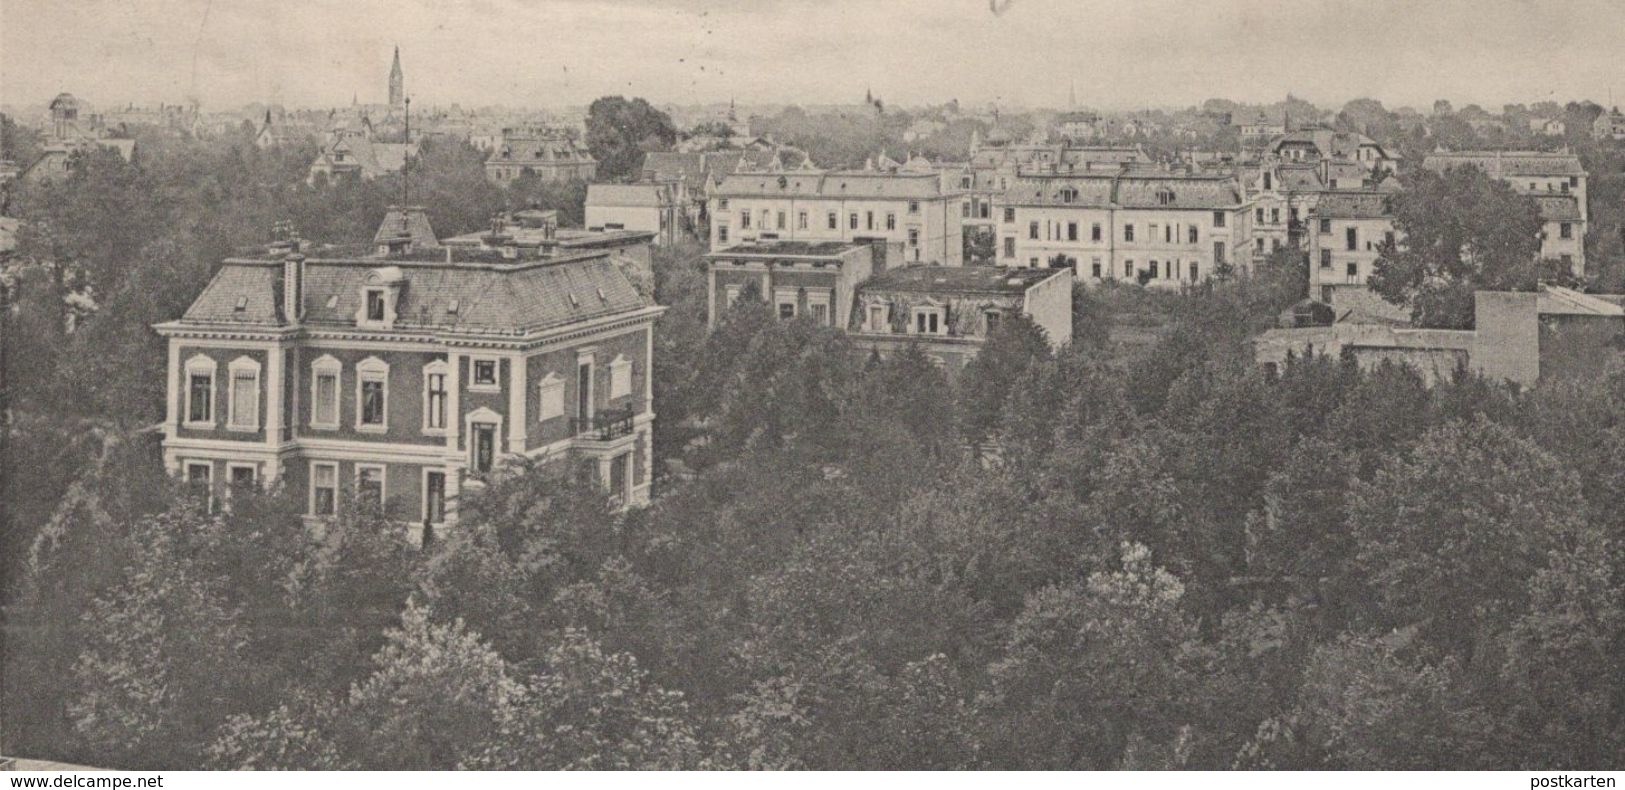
[[372, 206, 438, 246], [587, 183, 672, 208], [177, 252, 650, 335], [1313, 191, 1394, 219], [1002, 173, 1241, 209], [858, 264, 1066, 296], [715, 170, 949, 199], [1532, 195, 1583, 222], [1422, 151, 1586, 178]]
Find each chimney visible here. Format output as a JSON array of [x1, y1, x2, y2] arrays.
[[281, 252, 306, 323]]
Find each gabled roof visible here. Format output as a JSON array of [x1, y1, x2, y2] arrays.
[[1002, 173, 1241, 209], [715, 169, 950, 199]]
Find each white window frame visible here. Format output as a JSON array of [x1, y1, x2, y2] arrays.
[[355, 356, 389, 433], [226, 356, 262, 432], [912, 304, 946, 336], [355, 463, 387, 507], [310, 355, 342, 430], [724, 284, 741, 309], [465, 407, 504, 475], [226, 462, 258, 491], [309, 460, 339, 517], [806, 290, 832, 327], [469, 355, 501, 393], [421, 468, 447, 524], [537, 371, 565, 423], [773, 288, 797, 320], [866, 303, 889, 333], [608, 354, 633, 400], [422, 360, 449, 435], [183, 354, 218, 428]]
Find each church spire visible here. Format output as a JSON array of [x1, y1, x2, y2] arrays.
[[388, 45, 404, 109]]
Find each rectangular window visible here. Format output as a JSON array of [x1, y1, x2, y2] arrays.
[[1004, 207, 1016, 223], [868, 304, 888, 332], [1124, 224, 1135, 242], [1148, 260, 1158, 279], [539, 377, 565, 422], [1346, 261, 1359, 280], [360, 379, 385, 426], [229, 464, 256, 489], [849, 213, 859, 230], [908, 201, 920, 214], [1271, 208, 1280, 224], [915, 310, 941, 335], [1256, 208, 1265, 223], [985, 311, 1002, 333], [866, 211, 874, 230], [886, 213, 897, 231], [1188, 226, 1198, 244], [471, 423, 496, 475], [1092, 223, 1102, 241], [1003, 237, 1015, 258], [778, 302, 795, 320], [366, 290, 386, 322], [1188, 262, 1199, 281], [1124, 261, 1134, 278], [740, 211, 750, 229], [810, 301, 829, 325], [1212, 211, 1226, 228], [828, 212, 838, 230], [426, 372, 447, 430], [1346, 227, 1358, 251], [577, 362, 593, 421], [1067, 222, 1078, 241], [1091, 260, 1101, 278], [1320, 218, 1332, 233], [797, 211, 808, 230], [776, 211, 786, 230], [718, 198, 729, 210], [311, 462, 337, 516], [1029, 221, 1039, 240], [473, 359, 498, 387], [188, 373, 213, 424], [424, 471, 446, 525], [1320, 249, 1332, 268], [1560, 222, 1573, 239], [610, 357, 633, 400], [907, 228, 919, 247], [962, 201, 971, 218], [229, 368, 258, 430], [357, 465, 385, 507], [717, 224, 729, 244], [313, 370, 338, 427]]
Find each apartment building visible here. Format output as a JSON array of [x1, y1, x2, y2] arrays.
[[1305, 191, 1405, 321], [485, 127, 597, 184], [995, 172, 1251, 287], [154, 212, 665, 538], [708, 168, 964, 266], [1421, 151, 1588, 273]]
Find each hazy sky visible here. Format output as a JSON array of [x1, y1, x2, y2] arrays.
[[2, 0, 1623, 112]]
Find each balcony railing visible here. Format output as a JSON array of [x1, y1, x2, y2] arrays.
[[572, 406, 637, 441]]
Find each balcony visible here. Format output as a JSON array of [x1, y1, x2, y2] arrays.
[[572, 406, 637, 441]]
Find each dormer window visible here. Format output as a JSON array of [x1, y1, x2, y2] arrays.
[[356, 267, 405, 329], [912, 304, 945, 336]]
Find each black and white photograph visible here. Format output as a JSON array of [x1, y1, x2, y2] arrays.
[[1, 0, 1624, 779]]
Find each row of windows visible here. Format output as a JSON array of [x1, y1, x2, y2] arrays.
[[738, 208, 922, 233], [184, 353, 635, 436], [1004, 208, 1229, 229], [1024, 220, 1203, 245], [180, 459, 449, 524]]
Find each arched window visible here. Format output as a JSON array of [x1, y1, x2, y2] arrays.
[[226, 356, 262, 431]]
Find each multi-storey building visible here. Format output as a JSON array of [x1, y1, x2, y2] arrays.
[[848, 265, 1072, 372], [994, 172, 1251, 287], [1421, 151, 1588, 274], [708, 166, 965, 266], [704, 240, 1071, 373], [154, 213, 664, 538], [485, 127, 598, 184], [1265, 126, 1399, 175], [586, 183, 684, 245], [1305, 191, 1405, 321]]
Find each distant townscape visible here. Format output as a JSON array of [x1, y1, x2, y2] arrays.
[[5, 38, 1625, 773]]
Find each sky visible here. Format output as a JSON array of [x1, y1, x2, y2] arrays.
[[2, 0, 1623, 113]]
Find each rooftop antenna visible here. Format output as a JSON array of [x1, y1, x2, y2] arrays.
[[402, 96, 411, 205]]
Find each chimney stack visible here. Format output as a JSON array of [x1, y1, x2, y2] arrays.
[[282, 252, 306, 323]]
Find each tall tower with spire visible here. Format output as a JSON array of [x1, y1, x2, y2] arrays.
[[388, 46, 404, 110]]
